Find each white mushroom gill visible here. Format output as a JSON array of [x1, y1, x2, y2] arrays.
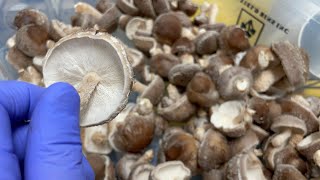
[[43, 32, 132, 127]]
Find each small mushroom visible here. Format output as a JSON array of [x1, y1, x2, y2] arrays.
[[86, 154, 116, 180], [229, 129, 260, 157], [158, 85, 196, 122], [43, 31, 133, 127], [14, 8, 49, 30], [152, 12, 182, 45], [71, 13, 97, 29], [217, 66, 253, 100], [226, 151, 267, 180], [297, 132, 320, 167], [18, 66, 43, 86], [128, 163, 155, 180], [173, 11, 193, 27], [154, 115, 169, 137], [200, 23, 226, 33], [280, 98, 319, 134], [219, 25, 251, 55], [177, 0, 198, 16], [195, 30, 219, 55], [108, 101, 155, 153], [116, 150, 154, 180], [150, 53, 180, 78], [152, 0, 171, 15], [168, 63, 201, 87], [96, 0, 114, 13], [272, 41, 309, 88], [171, 37, 195, 56], [270, 115, 307, 147], [49, 20, 81, 41], [150, 161, 191, 180], [132, 75, 165, 105], [198, 129, 230, 170], [6, 46, 33, 71], [82, 124, 112, 155], [193, 2, 210, 25], [210, 100, 255, 138], [15, 24, 49, 57], [186, 72, 219, 108], [273, 164, 307, 180], [240, 45, 279, 72], [116, 0, 139, 15], [306, 96, 320, 117], [160, 128, 198, 174], [262, 135, 287, 170], [134, 0, 156, 18]]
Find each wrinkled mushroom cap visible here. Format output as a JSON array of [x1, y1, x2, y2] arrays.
[[271, 115, 307, 135], [43, 31, 133, 127], [150, 161, 191, 180]]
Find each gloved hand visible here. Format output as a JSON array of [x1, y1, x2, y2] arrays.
[[0, 81, 94, 180]]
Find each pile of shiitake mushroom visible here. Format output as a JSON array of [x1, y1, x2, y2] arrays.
[[5, 0, 320, 179]]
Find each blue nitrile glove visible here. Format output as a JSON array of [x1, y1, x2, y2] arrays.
[[0, 81, 94, 180]]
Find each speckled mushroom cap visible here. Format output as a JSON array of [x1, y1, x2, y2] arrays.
[[271, 115, 307, 135], [43, 31, 133, 127]]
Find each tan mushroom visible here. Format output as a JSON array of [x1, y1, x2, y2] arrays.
[[273, 164, 307, 180], [202, 168, 225, 180], [43, 31, 133, 127], [306, 96, 320, 117], [133, 0, 156, 18], [116, 0, 139, 15], [86, 154, 116, 180], [128, 163, 154, 180], [82, 124, 112, 155], [177, 0, 198, 16], [297, 132, 320, 167], [270, 115, 307, 147], [168, 63, 201, 87], [195, 30, 219, 55], [96, 0, 114, 13], [149, 161, 191, 180], [6, 46, 32, 71], [210, 100, 255, 138]]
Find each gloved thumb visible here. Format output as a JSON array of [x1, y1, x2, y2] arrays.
[[24, 83, 94, 180]]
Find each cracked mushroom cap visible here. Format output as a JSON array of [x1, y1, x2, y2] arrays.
[[306, 96, 320, 117], [160, 128, 198, 174], [272, 41, 309, 88], [82, 124, 112, 155], [271, 115, 307, 135], [86, 154, 115, 180], [273, 164, 307, 180], [202, 168, 225, 180], [297, 132, 320, 161], [217, 66, 253, 100], [152, 0, 171, 15], [280, 98, 319, 134], [198, 129, 230, 171], [226, 152, 267, 180], [125, 17, 153, 40], [187, 72, 219, 108], [14, 8, 49, 30], [158, 94, 196, 122], [168, 63, 201, 87], [150, 161, 191, 180], [152, 12, 182, 45], [43, 31, 133, 127], [128, 163, 155, 180], [177, 0, 198, 16], [210, 100, 254, 138]]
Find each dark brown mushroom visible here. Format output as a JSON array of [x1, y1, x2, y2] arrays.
[[134, 0, 156, 18], [204, 52, 234, 82], [6, 46, 33, 71], [150, 53, 180, 78], [168, 63, 201, 87], [128, 163, 155, 180], [117, 0, 140, 15], [229, 130, 260, 157], [97, 4, 121, 33], [14, 8, 49, 30], [297, 132, 320, 167], [96, 0, 114, 13], [195, 30, 219, 55], [86, 154, 116, 180], [177, 0, 198, 16], [171, 37, 195, 55], [152, 0, 171, 15]]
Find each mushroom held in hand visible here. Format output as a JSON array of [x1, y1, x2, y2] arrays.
[[43, 31, 133, 127], [270, 115, 307, 147], [150, 161, 191, 180], [210, 100, 255, 138]]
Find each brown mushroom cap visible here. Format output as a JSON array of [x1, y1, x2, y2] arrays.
[[280, 98, 319, 134], [202, 168, 225, 180], [86, 153, 107, 180], [150, 53, 181, 78], [6, 46, 33, 71], [272, 41, 309, 87], [171, 37, 195, 55], [219, 25, 251, 55], [217, 66, 253, 100], [152, 0, 171, 15], [96, 0, 114, 13], [134, 0, 156, 18], [273, 164, 307, 180], [116, 0, 140, 15], [297, 132, 320, 160], [158, 94, 196, 122], [204, 52, 234, 82], [139, 75, 165, 105], [229, 130, 259, 157], [14, 8, 49, 30], [97, 4, 121, 33], [128, 163, 154, 180], [15, 24, 49, 57], [187, 72, 219, 108], [71, 13, 98, 29], [173, 11, 193, 27], [161, 128, 198, 174], [195, 30, 219, 55], [177, 0, 198, 16], [198, 129, 230, 170], [150, 161, 191, 180], [152, 13, 182, 45], [271, 115, 307, 135], [168, 63, 201, 87]]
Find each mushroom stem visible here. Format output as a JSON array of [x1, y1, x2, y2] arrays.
[[236, 78, 250, 92], [313, 150, 320, 167], [74, 2, 103, 19], [132, 80, 147, 93], [92, 131, 108, 146], [208, 4, 218, 25], [194, 127, 206, 141], [271, 129, 292, 147], [253, 65, 285, 93], [77, 72, 101, 109]]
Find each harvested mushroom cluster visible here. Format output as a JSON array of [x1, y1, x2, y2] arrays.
[[5, 0, 320, 179]]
